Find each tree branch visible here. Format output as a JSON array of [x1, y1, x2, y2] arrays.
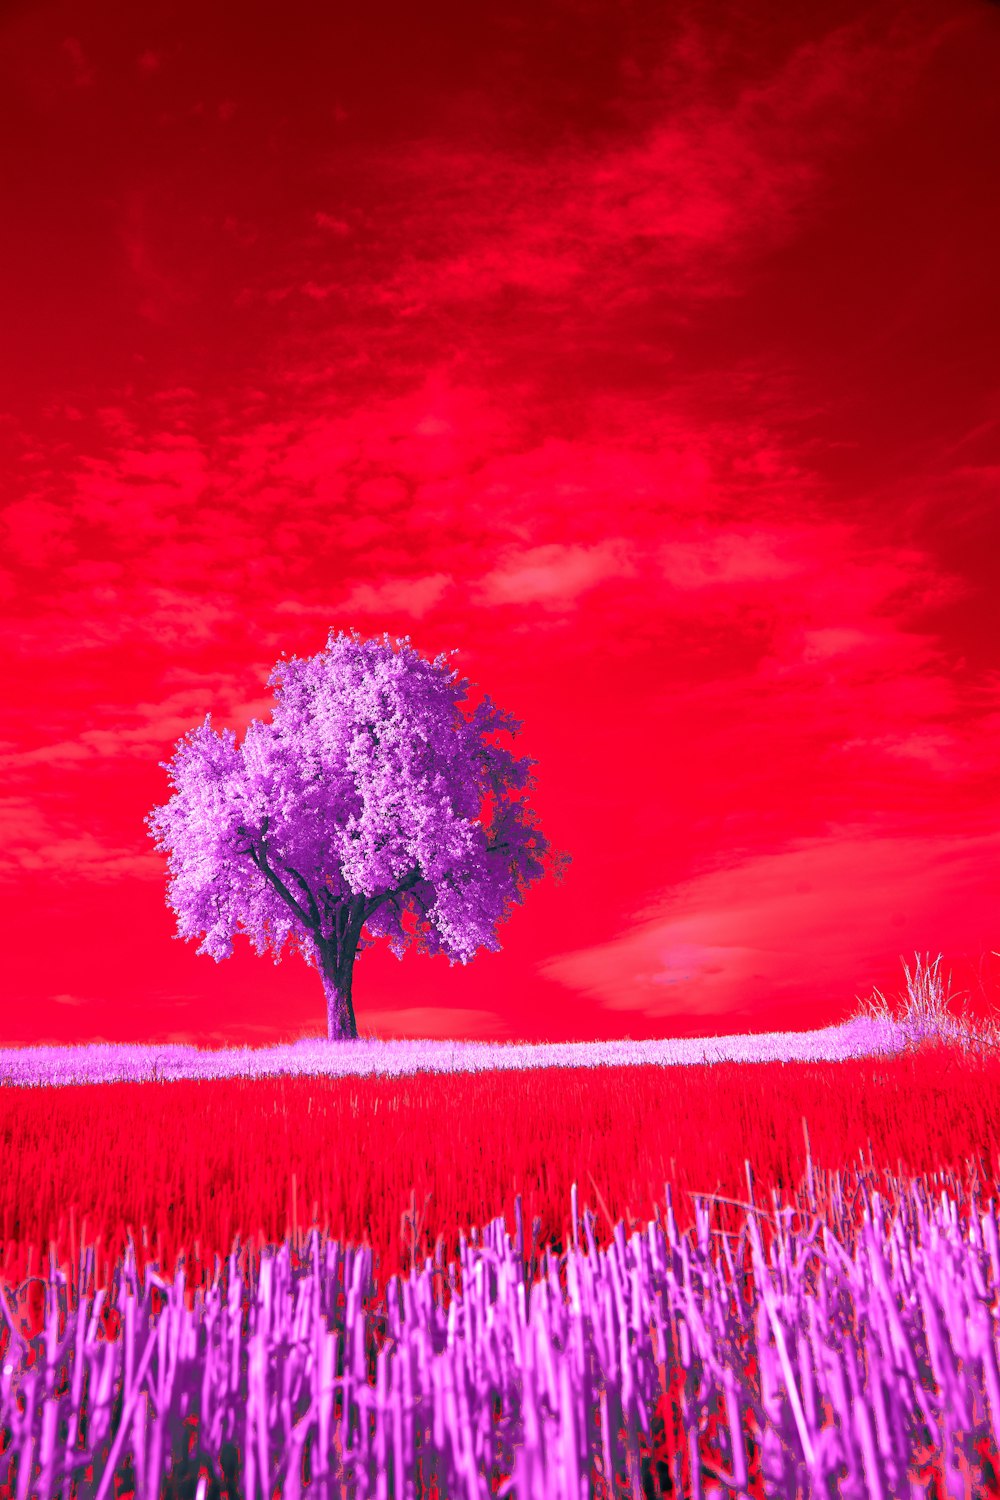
[[234, 832, 431, 948], [354, 864, 426, 925], [409, 886, 432, 921], [235, 820, 314, 931], [478, 758, 518, 847], [281, 862, 323, 930]]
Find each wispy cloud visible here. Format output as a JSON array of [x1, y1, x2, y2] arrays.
[[328, 573, 453, 618], [0, 796, 160, 880], [296, 6, 949, 328], [61, 38, 95, 89], [541, 828, 1000, 1022], [475, 541, 637, 610]]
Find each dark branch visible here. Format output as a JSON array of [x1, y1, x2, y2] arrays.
[[233, 830, 432, 944], [477, 757, 519, 847], [409, 886, 432, 921], [234, 820, 314, 930], [354, 864, 426, 925], [281, 862, 323, 930]]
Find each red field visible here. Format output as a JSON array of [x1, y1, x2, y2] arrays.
[[3, 1042, 1000, 1497], [2, 1042, 997, 1330]]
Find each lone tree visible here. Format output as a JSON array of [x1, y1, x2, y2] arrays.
[[146, 629, 570, 1040]]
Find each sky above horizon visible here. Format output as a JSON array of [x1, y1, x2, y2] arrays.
[[2, 0, 999, 1049]]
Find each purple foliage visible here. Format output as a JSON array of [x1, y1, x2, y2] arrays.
[[146, 631, 569, 1040]]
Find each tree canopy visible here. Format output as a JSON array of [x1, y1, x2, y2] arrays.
[[146, 629, 569, 1038]]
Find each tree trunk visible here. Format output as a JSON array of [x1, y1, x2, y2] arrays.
[[317, 934, 360, 1040]]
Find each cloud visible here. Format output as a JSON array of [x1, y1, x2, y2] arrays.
[[307, 6, 948, 329], [4, 367, 994, 830], [61, 38, 94, 89], [0, 796, 161, 881], [326, 572, 453, 618], [74, 433, 209, 531], [0, 672, 277, 780], [314, 212, 351, 236], [120, 192, 200, 324], [475, 541, 637, 610], [540, 827, 1000, 1022], [10, 588, 239, 661], [832, 729, 991, 779], [2, 495, 76, 569], [657, 528, 808, 590]]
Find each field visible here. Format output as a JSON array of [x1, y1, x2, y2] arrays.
[[2, 954, 1000, 1498]]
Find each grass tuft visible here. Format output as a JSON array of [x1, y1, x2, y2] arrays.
[[850, 949, 1000, 1059]]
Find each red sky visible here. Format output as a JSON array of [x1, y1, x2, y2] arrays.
[[2, 0, 999, 1049]]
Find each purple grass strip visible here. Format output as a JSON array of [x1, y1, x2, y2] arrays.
[[2, 1164, 1000, 1497], [0, 1015, 912, 1090]]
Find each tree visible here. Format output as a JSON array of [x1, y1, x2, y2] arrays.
[[146, 629, 570, 1040]]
